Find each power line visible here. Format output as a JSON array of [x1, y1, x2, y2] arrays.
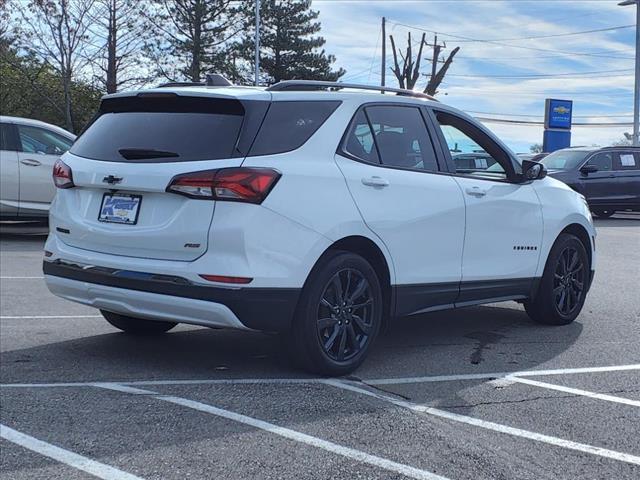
[[445, 69, 634, 79], [475, 117, 633, 127], [455, 52, 635, 61], [389, 20, 636, 59], [445, 24, 636, 42], [466, 110, 634, 118]]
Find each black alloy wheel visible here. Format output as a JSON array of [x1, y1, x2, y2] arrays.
[[524, 233, 589, 326], [316, 268, 375, 362], [552, 246, 585, 317], [289, 250, 383, 376]]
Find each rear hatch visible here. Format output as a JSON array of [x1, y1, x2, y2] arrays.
[[53, 90, 270, 261]]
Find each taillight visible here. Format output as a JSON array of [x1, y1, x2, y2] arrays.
[[53, 160, 74, 189], [167, 167, 280, 204]]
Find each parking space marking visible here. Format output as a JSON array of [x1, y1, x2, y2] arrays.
[[508, 377, 640, 407], [0, 276, 44, 279], [0, 315, 102, 319], [325, 379, 640, 466], [2, 363, 639, 389], [366, 364, 640, 385], [92, 383, 451, 480], [0, 424, 144, 480]]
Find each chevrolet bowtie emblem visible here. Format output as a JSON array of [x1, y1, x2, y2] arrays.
[[102, 175, 123, 185]]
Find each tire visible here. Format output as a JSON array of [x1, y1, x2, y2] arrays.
[[101, 310, 177, 334], [592, 209, 614, 218], [289, 250, 383, 376], [524, 233, 589, 326]]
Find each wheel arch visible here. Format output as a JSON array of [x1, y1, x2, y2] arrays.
[[559, 223, 593, 272], [307, 235, 394, 329]]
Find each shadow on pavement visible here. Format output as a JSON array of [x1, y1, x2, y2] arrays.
[[1, 303, 582, 384]]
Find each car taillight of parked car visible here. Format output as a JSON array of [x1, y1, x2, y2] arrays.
[[166, 167, 281, 204], [53, 160, 75, 189]]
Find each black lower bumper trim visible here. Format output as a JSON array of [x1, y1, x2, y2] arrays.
[[43, 260, 300, 332]]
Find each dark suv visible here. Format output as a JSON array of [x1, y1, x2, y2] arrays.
[[540, 146, 640, 218]]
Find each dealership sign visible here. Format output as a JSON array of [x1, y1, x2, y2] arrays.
[[543, 98, 573, 152], [545, 99, 573, 130]]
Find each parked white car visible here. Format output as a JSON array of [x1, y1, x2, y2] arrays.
[[43, 81, 596, 375], [0, 116, 75, 220]]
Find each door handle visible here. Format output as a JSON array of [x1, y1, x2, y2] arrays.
[[465, 186, 487, 197], [361, 176, 390, 188], [20, 159, 42, 167]]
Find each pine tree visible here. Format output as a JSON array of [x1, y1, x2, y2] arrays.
[[241, 0, 345, 84], [145, 0, 242, 83]]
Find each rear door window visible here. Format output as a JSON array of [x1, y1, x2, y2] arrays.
[[17, 125, 73, 155], [342, 110, 380, 164], [363, 105, 439, 172], [71, 96, 245, 162], [248, 101, 341, 156], [614, 151, 639, 170]]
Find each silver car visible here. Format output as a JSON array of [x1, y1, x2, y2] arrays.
[[0, 116, 75, 220]]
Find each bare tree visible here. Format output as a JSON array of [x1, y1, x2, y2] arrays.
[[423, 44, 459, 96], [88, 0, 150, 93], [389, 32, 426, 90], [13, 0, 96, 132]]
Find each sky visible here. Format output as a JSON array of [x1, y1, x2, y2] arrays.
[[313, 0, 637, 152]]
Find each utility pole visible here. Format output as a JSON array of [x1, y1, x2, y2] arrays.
[[429, 34, 441, 82], [423, 34, 458, 96], [619, 0, 639, 146], [381, 17, 386, 88], [255, 0, 260, 86]]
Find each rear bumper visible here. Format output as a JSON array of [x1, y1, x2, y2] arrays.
[[43, 260, 300, 332]]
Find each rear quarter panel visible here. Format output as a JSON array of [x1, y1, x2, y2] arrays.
[[240, 98, 397, 286]]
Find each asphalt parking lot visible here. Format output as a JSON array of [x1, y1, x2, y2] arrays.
[[1, 214, 639, 480]]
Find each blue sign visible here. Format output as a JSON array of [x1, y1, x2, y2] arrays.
[[545, 99, 573, 130], [543, 129, 571, 153]]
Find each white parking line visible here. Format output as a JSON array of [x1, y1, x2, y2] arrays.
[[324, 379, 640, 466], [1, 363, 639, 389], [0, 315, 102, 319], [0, 424, 144, 480], [0, 276, 44, 279], [94, 383, 450, 480], [366, 364, 640, 385], [508, 377, 640, 407]]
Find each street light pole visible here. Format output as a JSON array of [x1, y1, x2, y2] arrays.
[[619, 0, 639, 146]]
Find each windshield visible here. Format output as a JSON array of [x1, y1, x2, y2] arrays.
[[540, 150, 589, 170]]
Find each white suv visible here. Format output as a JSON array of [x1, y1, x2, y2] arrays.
[[43, 81, 596, 375]]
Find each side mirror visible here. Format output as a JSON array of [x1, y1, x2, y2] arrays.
[[580, 164, 598, 175], [522, 160, 547, 181]]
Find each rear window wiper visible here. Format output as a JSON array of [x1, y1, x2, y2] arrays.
[[118, 148, 179, 160]]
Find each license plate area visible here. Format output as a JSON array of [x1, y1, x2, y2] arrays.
[[98, 193, 142, 225]]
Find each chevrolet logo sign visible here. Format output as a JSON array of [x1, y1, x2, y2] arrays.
[[553, 106, 570, 114]]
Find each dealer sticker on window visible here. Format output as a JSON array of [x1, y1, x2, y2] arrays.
[[98, 193, 142, 225]]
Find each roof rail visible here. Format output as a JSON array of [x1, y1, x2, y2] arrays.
[[266, 80, 437, 101]]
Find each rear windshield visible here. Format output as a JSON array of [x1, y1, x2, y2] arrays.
[[70, 96, 244, 162], [248, 101, 341, 156]]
